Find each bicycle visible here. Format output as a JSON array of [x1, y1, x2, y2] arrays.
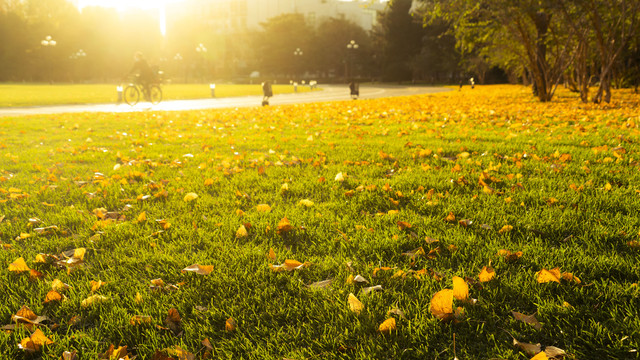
[[123, 75, 162, 106]]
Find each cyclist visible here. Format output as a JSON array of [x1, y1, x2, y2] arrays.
[[128, 52, 155, 101]]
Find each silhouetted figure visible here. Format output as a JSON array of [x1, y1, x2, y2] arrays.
[[129, 52, 155, 101], [349, 81, 359, 99], [262, 81, 273, 106]]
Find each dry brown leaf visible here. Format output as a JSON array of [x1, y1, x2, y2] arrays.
[[308, 279, 333, 289], [512, 311, 542, 330], [513, 338, 541, 355], [165, 308, 182, 335]]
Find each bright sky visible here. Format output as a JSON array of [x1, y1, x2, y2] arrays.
[[77, 0, 184, 36]]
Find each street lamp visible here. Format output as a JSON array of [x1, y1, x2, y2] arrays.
[[293, 47, 303, 90], [195, 44, 207, 82], [69, 49, 87, 82], [41, 35, 57, 47], [346, 40, 359, 80], [41, 36, 57, 83]]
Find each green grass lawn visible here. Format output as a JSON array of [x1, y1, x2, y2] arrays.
[[0, 83, 314, 107], [0, 85, 639, 359]]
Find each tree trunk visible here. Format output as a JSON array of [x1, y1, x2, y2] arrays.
[[533, 11, 551, 102]]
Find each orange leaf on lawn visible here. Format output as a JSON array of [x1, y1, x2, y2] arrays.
[[452, 276, 469, 301], [182, 264, 213, 275], [9, 257, 30, 273], [430, 289, 454, 321], [277, 217, 293, 235], [348, 293, 364, 315], [378, 318, 396, 333], [478, 266, 496, 282], [536, 268, 561, 283]]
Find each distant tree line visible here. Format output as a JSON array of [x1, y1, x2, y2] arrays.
[[0, 0, 467, 85], [419, 0, 640, 102], [4, 0, 638, 100]]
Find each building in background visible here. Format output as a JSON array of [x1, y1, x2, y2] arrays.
[[171, 0, 388, 33]]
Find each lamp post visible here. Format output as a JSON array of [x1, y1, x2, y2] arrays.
[[174, 53, 183, 82], [41, 36, 57, 83], [346, 40, 359, 80], [195, 43, 207, 82], [293, 47, 303, 87], [69, 49, 87, 82]]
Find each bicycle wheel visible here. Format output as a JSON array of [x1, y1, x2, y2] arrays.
[[124, 85, 140, 106], [149, 85, 162, 105]]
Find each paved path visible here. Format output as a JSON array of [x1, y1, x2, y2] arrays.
[[0, 84, 449, 117]]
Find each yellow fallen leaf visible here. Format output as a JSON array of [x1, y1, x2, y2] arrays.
[[348, 293, 364, 315], [430, 289, 454, 321], [335, 172, 345, 182], [90, 280, 106, 293], [225, 317, 237, 331], [9, 257, 30, 273], [137, 211, 147, 222], [499, 225, 513, 234], [536, 268, 561, 283], [277, 217, 293, 235], [81, 295, 109, 307], [184, 192, 198, 202], [236, 225, 248, 238], [530, 350, 548, 360], [478, 266, 496, 282], [204, 178, 215, 186], [298, 199, 314, 207], [378, 318, 396, 333], [268, 247, 276, 260], [73, 248, 86, 260], [51, 279, 70, 292], [452, 276, 469, 301], [256, 204, 271, 212], [129, 315, 152, 326]]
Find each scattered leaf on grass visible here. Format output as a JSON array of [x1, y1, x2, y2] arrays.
[[452, 276, 469, 301], [378, 318, 396, 333], [512, 338, 541, 355], [90, 280, 107, 293], [362, 285, 383, 294], [268, 248, 276, 260], [18, 329, 53, 353], [544, 346, 566, 357], [61, 350, 78, 360], [182, 264, 213, 275], [308, 279, 333, 289], [277, 217, 293, 235], [44, 290, 63, 304], [164, 308, 182, 335], [499, 225, 513, 234], [512, 311, 542, 330], [430, 289, 454, 321], [536, 268, 561, 283], [256, 204, 271, 212], [478, 266, 496, 282], [348, 293, 364, 315], [387, 308, 407, 320], [225, 317, 237, 331], [137, 211, 147, 222], [270, 259, 309, 272], [130, 315, 152, 326], [353, 274, 369, 284], [98, 345, 130, 360], [9, 257, 30, 273], [298, 199, 314, 207], [183, 192, 198, 202], [530, 352, 548, 360], [236, 225, 248, 239], [81, 295, 109, 308]]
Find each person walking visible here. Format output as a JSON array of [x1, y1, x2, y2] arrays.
[[262, 80, 273, 106]]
